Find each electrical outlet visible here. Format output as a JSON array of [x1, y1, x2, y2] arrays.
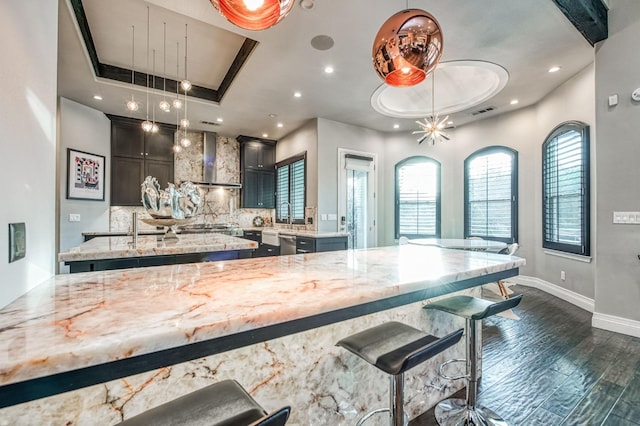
[[69, 214, 81, 222]]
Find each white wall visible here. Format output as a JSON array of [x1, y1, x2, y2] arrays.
[[58, 98, 111, 273], [0, 1, 58, 309], [317, 118, 386, 235], [594, 0, 640, 323]]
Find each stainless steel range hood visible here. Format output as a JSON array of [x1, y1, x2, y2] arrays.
[[193, 131, 242, 189]]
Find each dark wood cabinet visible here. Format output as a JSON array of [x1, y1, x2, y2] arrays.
[[239, 136, 276, 209], [243, 170, 275, 208], [242, 229, 280, 257], [109, 115, 174, 206], [296, 236, 348, 254]]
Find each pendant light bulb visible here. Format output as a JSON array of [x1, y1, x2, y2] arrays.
[[151, 123, 159, 133], [180, 118, 190, 128], [159, 100, 171, 112], [142, 120, 153, 132], [173, 98, 183, 109], [244, 0, 265, 11], [180, 137, 191, 148], [173, 144, 182, 153], [127, 96, 139, 112], [180, 80, 192, 91]]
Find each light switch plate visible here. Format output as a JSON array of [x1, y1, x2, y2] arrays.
[[608, 94, 618, 107], [9, 223, 26, 263]]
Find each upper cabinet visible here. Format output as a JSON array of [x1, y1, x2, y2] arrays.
[[239, 137, 276, 170], [109, 115, 175, 206], [238, 136, 276, 209]]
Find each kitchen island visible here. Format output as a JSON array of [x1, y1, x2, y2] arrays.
[[1, 245, 524, 424], [59, 233, 258, 273]]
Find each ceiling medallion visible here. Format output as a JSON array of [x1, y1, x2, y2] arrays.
[[210, 0, 294, 31], [372, 9, 443, 87]]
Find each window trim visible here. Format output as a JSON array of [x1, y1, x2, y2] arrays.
[[542, 121, 590, 256], [394, 155, 441, 239], [275, 152, 306, 225], [463, 146, 518, 244]]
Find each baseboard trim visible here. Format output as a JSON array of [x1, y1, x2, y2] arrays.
[[592, 313, 640, 339], [507, 275, 595, 312]]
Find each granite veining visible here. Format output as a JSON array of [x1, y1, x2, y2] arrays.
[[58, 233, 257, 262], [1, 247, 524, 425]]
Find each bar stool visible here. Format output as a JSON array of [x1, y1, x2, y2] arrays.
[[337, 321, 464, 426], [424, 294, 523, 426], [119, 379, 290, 426]]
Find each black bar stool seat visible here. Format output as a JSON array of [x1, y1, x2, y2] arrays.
[[337, 321, 464, 426], [119, 379, 290, 426], [425, 294, 523, 426]]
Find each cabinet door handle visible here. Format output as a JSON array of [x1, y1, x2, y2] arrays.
[[140, 152, 144, 156], [299, 241, 307, 245]]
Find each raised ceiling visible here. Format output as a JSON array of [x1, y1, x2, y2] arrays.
[[58, 0, 599, 140]]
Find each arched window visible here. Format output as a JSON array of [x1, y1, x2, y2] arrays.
[[464, 146, 518, 243], [542, 121, 590, 255], [395, 156, 441, 239]]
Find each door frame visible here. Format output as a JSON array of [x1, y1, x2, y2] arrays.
[[337, 148, 378, 248]]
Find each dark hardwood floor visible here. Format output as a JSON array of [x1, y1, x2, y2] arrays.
[[410, 285, 640, 426]]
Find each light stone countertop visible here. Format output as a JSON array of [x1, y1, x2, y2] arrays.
[[1, 245, 524, 396], [58, 233, 257, 262]]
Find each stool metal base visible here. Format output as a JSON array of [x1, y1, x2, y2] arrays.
[[434, 398, 507, 426]]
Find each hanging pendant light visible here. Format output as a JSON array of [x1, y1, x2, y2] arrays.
[[209, 0, 294, 31], [413, 71, 449, 146], [159, 22, 171, 113], [173, 89, 182, 153], [180, 24, 191, 92], [126, 25, 139, 112], [173, 42, 183, 109], [141, 6, 153, 132], [372, 8, 443, 87]]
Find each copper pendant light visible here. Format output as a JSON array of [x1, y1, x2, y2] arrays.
[[372, 9, 443, 87], [210, 0, 294, 31]]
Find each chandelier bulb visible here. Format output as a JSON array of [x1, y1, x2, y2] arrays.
[[173, 144, 182, 153], [180, 118, 190, 128], [126, 98, 139, 112], [151, 123, 159, 133], [159, 100, 171, 112], [141, 120, 153, 132], [180, 79, 192, 92], [180, 137, 191, 148], [173, 98, 183, 109]]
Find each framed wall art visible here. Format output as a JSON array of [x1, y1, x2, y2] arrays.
[[66, 148, 105, 201]]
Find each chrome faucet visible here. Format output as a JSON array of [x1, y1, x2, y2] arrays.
[[281, 201, 292, 227]]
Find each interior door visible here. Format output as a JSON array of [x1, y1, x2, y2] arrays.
[[338, 149, 377, 249]]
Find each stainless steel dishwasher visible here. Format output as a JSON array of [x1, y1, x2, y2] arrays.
[[279, 235, 297, 255]]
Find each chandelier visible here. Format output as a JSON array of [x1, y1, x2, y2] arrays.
[[413, 71, 449, 146]]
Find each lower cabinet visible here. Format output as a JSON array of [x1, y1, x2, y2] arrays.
[[242, 230, 280, 257], [297, 236, 348, 254]]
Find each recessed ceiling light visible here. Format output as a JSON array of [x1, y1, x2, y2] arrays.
[[262, 133, 269, 138], [510, 99, 519, 105], [324, 66, 334, 74], [269, 113, 278, 118], [300, 0, 315, 10], [216, 117, 223, 122], [548, 66, 561, 73], [393, 124, 400, 129], [447, 121, 454, 125], [294, 91, 302, 98], [93, 95, 103, 100], [277, 123, 284, 128]]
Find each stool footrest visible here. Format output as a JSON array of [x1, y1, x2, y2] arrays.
[[439, 358, 469, 381]]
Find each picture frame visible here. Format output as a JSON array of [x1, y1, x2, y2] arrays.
[[66, 148, 105, 201]]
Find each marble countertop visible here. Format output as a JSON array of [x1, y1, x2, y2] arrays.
[[1, 245, 524, 393], [58, 233, 257, 262]]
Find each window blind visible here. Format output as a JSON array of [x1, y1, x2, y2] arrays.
[[275, 154, 306, 223], [465, 149, 517, 242], [543, 125, 589, 255], [395, 158, 440, 238]]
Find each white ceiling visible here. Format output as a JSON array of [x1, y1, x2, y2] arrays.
[[58, 0, 596, 140]]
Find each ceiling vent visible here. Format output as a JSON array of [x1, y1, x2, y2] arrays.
[[471, 106, 497, 116], [200, 120, 220, 126]]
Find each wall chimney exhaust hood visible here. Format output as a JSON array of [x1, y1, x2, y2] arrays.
[[193, 131, 242, 189]]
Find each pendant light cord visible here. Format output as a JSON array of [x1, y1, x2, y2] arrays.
[[130, 26, 135, 87], [431, 70, 435, 119], [162, 22, 167, 100], [145, 6, 150, 121]]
